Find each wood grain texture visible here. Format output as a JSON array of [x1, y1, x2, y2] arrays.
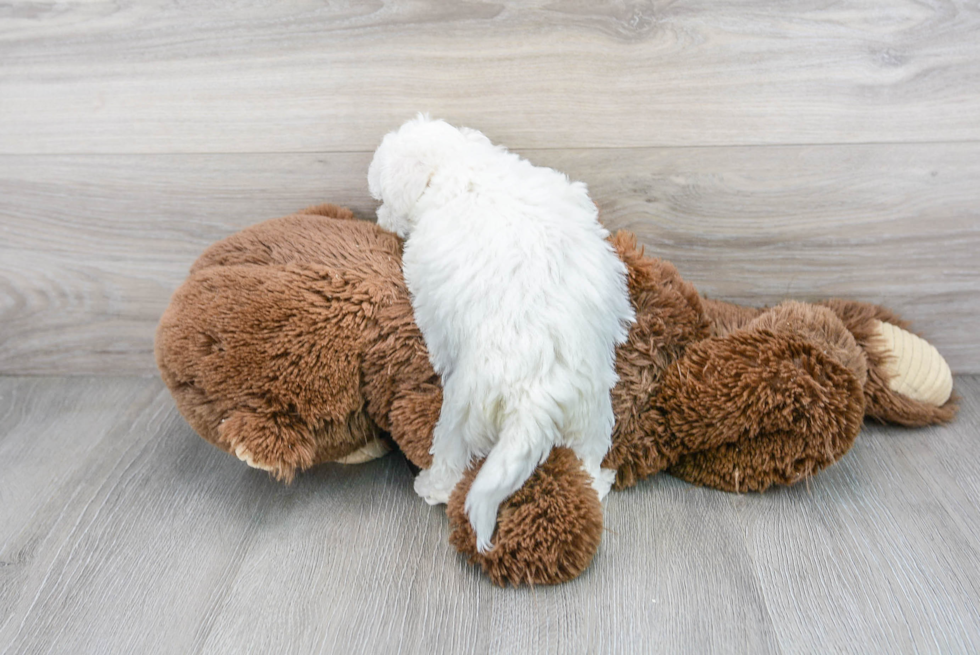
[[1, 1, 979, 154], [0, 375, 978, 653], [2, 143, 977, 375]]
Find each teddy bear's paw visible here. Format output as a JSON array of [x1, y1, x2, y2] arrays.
[[873, 320, 953, 406], [332, 437, 391, 464], [218, 411, 317, 483], [413, 468, 458, 505], [234, 444, 277, 473]]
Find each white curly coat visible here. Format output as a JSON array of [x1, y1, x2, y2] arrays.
[[368, 116, 635, 552]]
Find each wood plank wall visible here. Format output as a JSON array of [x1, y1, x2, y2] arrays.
[[2, 1, 978, 375]]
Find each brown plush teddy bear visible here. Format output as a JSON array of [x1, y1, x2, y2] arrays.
[[156, 204, 956, 586]]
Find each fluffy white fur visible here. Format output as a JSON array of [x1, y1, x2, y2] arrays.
[[368, 116, 635, 552]]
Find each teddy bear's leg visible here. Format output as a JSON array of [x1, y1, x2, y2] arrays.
[[217, 408, 320, 483], [446, 447, 603, 586], [746, 301, 869, 384], [217, 405, 381, 483], [660, 302, 866, 492], [817, 299, 957, 426]]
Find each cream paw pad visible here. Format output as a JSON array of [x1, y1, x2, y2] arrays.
[[234, 443, 276, 472], [235, 437, 390, 470], [873, 320, 953, 406], [334, 437, 391, 464]]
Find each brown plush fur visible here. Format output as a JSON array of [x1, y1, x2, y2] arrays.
[[157, 207, 958, 585], [701, 297, 764, 337], [157, 205, 399, 480], [816, 299, 958, 426], [447, 447, 603, 586], [661, 329, 865, 491], [601, 231, 711, 488]]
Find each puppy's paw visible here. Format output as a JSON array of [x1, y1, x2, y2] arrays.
[[464, 488, 500, 553], [413, 468, 457, 505]]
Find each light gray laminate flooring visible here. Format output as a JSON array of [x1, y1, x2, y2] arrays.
[[1, 376, 977, 654]]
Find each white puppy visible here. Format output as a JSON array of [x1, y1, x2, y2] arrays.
[[368, 116, 634, 552]]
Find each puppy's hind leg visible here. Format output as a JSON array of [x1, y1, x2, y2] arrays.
[[414, 378, 470, 505], [582, 458, 617, 501], [465, 415, 552, 553], [573, 395, 617, 501]]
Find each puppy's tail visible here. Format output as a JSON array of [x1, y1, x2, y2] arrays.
[[464, 416, 552, 553]]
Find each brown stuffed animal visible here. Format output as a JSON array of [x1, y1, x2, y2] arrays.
[[156, 204, 957, 586]]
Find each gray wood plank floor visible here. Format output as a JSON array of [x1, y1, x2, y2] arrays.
[[2, 375, 978, 654]]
